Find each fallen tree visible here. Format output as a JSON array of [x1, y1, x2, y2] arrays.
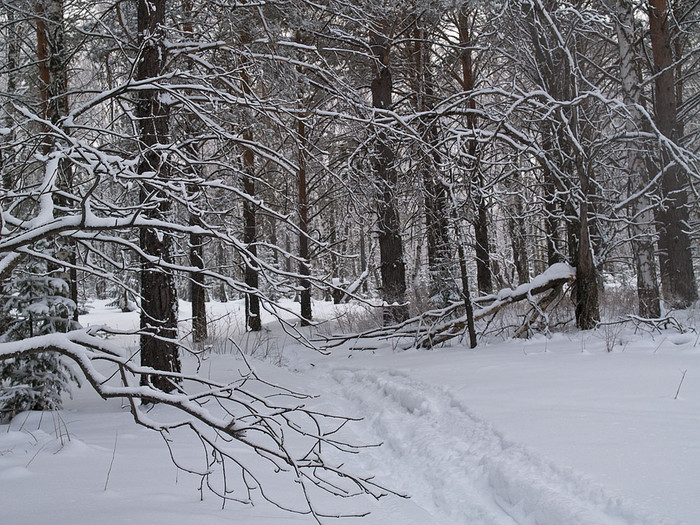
[[318, 263, 577, 349]]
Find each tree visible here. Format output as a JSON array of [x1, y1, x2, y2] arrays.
[[181, 0, 208, 343], [407, 9, 455, 308], [609, 0, 662, 318], [370, 15, 409, 325], [457, 4, 493, 295], [0, 0, 82, 417], [0, 244, 80, 421]]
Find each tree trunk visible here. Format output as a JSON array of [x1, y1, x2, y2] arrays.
[[297, 116, 312, 325], [190, 215, 208, 342], [242, 135, 261, 331], [2, 7, 19, 190], [458, 7, 492, 295], [648, 0, 697, 308], [453, 211, 477, 349], [613, 0, 661, 318], [370, 22, 408, 325], [238, 22, 261, 331], [473, 186, 492, 294], [507, 169, 530, 285], [182, 2, 207, 342], [541, 135, 562, 267], [359, 227, 368, 294], [137, 0, 181, 392], [574, 162, 600, 329], [410, 23, 453, 307], [215, 241, 228, 302]]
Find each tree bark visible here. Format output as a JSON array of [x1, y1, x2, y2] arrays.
[[137, 0, 181, 392], [507, 169, 530, 285], [648, 0, 698, 308], [454, 212, 477, 349]]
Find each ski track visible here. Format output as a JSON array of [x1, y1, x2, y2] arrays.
[[331, 368, 677, 525]]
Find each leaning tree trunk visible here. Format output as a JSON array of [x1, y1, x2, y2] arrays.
[[648, 0, 697, 308], [370, 21, 408, 325], [137, 0, 181, 392]]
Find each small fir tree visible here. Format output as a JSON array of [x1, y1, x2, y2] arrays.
[[0, 253, 80, 422]]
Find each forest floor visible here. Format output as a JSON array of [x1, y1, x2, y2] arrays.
[[1, 298, 699, 524]]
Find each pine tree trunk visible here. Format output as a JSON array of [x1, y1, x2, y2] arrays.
[[648, 0, 698, 308], [137, 0, 181, 392], [370, 22, 408, 325]]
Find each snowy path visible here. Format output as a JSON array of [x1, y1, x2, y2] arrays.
[[331, 368, 671, 525]]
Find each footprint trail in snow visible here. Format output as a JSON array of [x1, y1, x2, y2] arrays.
[[332, 368, 676, 525]]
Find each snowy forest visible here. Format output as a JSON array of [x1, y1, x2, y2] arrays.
[[1, 0, 699, 523]]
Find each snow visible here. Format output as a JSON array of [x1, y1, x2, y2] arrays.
[[494, 263, 575, 302], [1, 299, 698, 524]]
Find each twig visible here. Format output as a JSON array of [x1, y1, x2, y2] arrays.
[[675, 369, 688, 400], [104, 429, 119, 491]]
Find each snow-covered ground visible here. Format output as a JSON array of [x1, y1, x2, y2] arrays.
[[1, 299, 698, 524]]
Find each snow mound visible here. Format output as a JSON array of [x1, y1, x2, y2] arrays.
[[332, 369, 675, 525]]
